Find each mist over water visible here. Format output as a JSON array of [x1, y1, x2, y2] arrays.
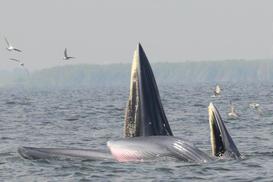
[[1, 82, 273, 181]]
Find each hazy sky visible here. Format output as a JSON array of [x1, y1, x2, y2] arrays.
[[1, 0, 273, 70]]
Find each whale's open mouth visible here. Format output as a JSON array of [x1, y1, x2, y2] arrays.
[[208, 103, 241, 159]]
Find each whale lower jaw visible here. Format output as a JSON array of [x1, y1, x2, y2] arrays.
[[107, 136, 211, 163], [18, 136, 211, 163], [208, 103, 241, 159], [18, 147, 113, 160]]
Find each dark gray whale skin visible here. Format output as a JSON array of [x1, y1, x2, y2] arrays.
[[17, 43, 240, 162], [123, 43, 173, 137]]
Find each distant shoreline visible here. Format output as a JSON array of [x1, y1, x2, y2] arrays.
[[1, 59, 273, 88]]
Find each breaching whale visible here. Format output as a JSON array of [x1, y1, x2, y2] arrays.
[[18, 43, 240, 162]]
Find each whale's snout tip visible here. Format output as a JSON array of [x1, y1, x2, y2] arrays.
[[208, 102, 214, 109]]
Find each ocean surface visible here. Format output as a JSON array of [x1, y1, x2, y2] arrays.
[[1, 83, 273, 181]]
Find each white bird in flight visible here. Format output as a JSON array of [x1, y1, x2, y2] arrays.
[[4, 37, 22, 52], [63, 48, 75, 60], [9, 58, 20, 63]]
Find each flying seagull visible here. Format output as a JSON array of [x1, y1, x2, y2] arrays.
[[9, 58, 20, 63], [9, 58, 29, 75], [4, 37, 22, 52], [63, 48, 75, 60]]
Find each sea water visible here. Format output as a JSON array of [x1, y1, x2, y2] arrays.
[[0, 82, 273, 181]]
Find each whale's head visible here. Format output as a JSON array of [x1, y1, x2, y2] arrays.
[[208, 102, 241, 159]]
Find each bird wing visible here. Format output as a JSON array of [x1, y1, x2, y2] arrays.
[[13, 48, 22, 52], [9, 58, 20, 63], [4, 37, 10, 47], [64, 48, 68, 57]]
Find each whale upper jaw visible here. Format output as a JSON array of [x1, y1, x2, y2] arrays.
[[124, 43, 173, 137], [208, 103, 241, 159]]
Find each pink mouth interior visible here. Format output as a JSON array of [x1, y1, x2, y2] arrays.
[[108, 146, 143, 162]]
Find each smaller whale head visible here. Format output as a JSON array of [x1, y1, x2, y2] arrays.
[[208, 103, 241, 159]]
